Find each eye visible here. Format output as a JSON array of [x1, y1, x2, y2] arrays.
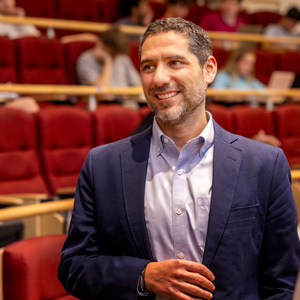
[[141, 64, 154, 72], [170, 61, 183, 67]]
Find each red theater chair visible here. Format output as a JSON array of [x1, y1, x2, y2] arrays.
[[251, 11, 282, 28], [16, 0, 56, 18], [231, 105, 275, 138], [273, 104, 300, 169], [64, 41, 96, 84], [0, 107, 49, 195], [16, 36, 67, 84], [36, 106, 92, 195], [278, 52, 300, 74], [255, 49, 278, 85], [186, 4, 211, 25], [0, 37, 18, 83], [1, 234, 78, 300], [93, 104, 143, 146], [208, 104, 234, 133]]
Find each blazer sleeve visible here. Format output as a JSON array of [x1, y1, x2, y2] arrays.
[[258, 148, 300, 299], [58, 149, 153, 300]]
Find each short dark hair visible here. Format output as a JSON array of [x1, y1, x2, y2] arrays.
[[286, 7, 300, 21], [119, 0, 142, 17], [101, 26, 130, 54], [139, 17, 212, 68]]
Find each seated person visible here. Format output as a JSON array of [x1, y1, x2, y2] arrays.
[[212, 47, 265, 89], [159, 0, 192, 19], [76, 27, 141, 87], [200, 0, 244, 33], [263, 7, 300, 52], [0, 0, 40, 39], [115, 0, 153, 27]]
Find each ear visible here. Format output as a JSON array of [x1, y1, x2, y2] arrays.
[[203, 56, 217, 85]]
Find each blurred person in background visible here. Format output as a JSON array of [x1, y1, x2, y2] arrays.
[[116, 0, 154, 27], [76, 27, 141, 88], [212, 47, 265, 89], [159, 0, 193, 19], [0, 0, 40, 39], [212, 46, 281, 147], [263, 7, 300, 52], [200, 0, 244, 33]]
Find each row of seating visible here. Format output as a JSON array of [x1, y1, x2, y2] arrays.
[[0, 104, 148, 196], [15, 0, 283, 28], [1, 36, 299, 87], [209, 103, 300, 168], [1, 102, 299, 198]]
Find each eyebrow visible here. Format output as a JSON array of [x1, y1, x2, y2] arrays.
[[140, 55, 187, 66]]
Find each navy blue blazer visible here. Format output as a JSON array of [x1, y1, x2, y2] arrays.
[[58, 121, 300, 300]]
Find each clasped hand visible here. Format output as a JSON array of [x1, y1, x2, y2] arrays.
[[145, 259, 215, 300]]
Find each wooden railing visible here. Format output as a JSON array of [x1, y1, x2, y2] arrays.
[[0, 15, 300, 45], [0, 198, 74, 222]]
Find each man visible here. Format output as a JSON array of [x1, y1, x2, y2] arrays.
[[58, 18, 300, 299]]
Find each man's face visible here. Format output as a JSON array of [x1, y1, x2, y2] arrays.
[[140, 32, 215, 126], [0, 0, 15, 14]]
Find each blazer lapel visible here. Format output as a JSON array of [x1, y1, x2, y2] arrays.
[[121, 128, 153, 260], [203, 122, 243, 268]]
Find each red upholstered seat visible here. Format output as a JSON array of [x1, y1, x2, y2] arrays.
[[0, 37, 18, 83], [0, 107, 49, 195], [93, 104, 143, 146], [36, 106, 92, 195], [208, 104, 234, 133], [255, 49, 278, 85], [251, 11, 282, 27], [273, 104, 300, 168], [231, 105, 275, 138], [278, 52, 300, 74], [16, 0, 56, 18], [2, 234, 78, 300], [186, 4, 211, 25], [212, 48, 230, 70], [96, 0, 122, 23], [16, 37, 67, 84], [64, 41, 96, 84]]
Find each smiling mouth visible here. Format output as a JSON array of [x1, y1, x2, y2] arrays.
[[155, 92, 180, 100]]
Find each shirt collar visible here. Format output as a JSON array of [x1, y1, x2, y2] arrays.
[[152, 111, 214, 157]]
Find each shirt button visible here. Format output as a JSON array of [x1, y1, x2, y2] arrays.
[[163, 138, 168, 143], [177, 169, 183, 175], [178, 252, 184, 259], [201, 148, 205, 152], [176, 208, 182, 215], [156, 147, 160, 152]]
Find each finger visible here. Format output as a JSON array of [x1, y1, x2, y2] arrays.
[[184, 261, 215, 281], [183, 272, 215, 292], [178, 281, 213, 300]]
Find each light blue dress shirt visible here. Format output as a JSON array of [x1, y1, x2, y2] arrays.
[[144, 112, 214, 300]]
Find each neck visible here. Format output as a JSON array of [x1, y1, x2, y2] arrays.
[[156, 108, 208, 152]]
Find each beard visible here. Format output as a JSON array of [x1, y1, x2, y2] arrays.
[[145, 81, 207, 127]]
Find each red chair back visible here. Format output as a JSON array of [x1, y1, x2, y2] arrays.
[[2, 234, 77, 300], [37, 106, 92, 195], [0, 107, 49, 195], [208, 104, 234, 133]]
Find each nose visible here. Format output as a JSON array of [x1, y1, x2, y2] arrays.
[[152, 64, 171, 87]]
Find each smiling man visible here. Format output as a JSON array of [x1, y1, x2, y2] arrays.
[[58, 18, 300, 300]]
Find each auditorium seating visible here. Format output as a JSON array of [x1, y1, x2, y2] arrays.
[[0, 37, 18, 84], [273, 104, 300, 168], [16, 37, 68, 84], [231, 105, 275, 138], [16, 0, 56, 19], [0, 34, 297, 86], [208, 103, 234, 132], [251, 11, 282, 28], [93, 104, 143, 146], [1, 234, 78, 300], [0, 107, 49, 195], [36, 106, 92, 195]]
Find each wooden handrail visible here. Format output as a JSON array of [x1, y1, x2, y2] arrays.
[[292, 170, 300, 181], [0, 198, 74, 222], [0, 84, 299, 98], [0, 15, 300, 45]]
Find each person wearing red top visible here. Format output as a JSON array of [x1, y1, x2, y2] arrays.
[[200, 0, 244, 32]]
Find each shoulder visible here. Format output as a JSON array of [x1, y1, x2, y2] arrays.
[[211, 72, 231, 88]]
